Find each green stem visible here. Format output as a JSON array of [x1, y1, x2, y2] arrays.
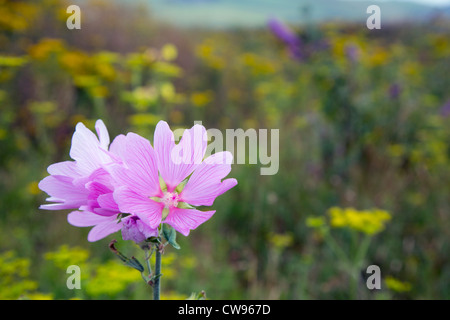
[[153, 248, 162, 300], [354, 235, 371, 267], [144, 246, 152, 276], [324, 229, 366, 300], [351, 234, 372, 300], [350, 269, 359, 300], [323, 229, 349, 266]]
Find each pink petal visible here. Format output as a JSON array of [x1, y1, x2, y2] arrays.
[[180, 152, 237, 206], [95, 119, 110, 150], [67, 210, 112, 227], [87, 218, 122, 242], [154, 121, 207, 192], [93, 207, 118, 217], [164, 207, 215, 236], [39, 175, 89, 210], [67, 211, 122, 242], [47, 161, 81, 178], [69, 122, 111, 175], [86, 181, 112, 200], [218, 178, 238, 195], [97, 193, 119, 211], [137, 218, 158, 238], [114, 187, 163, 229], [121, 216, 158, 243], [39, 203, 83, 210], [87, 168, 113, 188], [108, 134, 127, 163], [109, 133, 161, 197], [121, 220, 145, 243]]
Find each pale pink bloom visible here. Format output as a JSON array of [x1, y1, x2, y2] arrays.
[[121, 215, 158, 243], [39, 120, 124, 242], [66, 210, 122, 242], [39, 120, 114, 209], [111, 121, 237, 236], [66, 168, 123, 242]]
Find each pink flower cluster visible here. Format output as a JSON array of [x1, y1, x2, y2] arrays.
[[39, 120, 237, 243]]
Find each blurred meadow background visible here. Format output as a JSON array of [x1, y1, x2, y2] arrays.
[[1, 0, 450, 300]]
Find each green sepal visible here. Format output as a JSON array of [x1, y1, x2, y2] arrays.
[[162, 224, 181, 250], [147, 236, 161, 244], [127, 256, 145, 273], [109, 240, 145, 272], [161, 207, 169, 220], [175, 179, 187, 193], [177, 202, 194, 209], [159, 177, 167, 192]]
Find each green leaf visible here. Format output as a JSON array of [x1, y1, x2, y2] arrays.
[[150, 273, 163, 281], [127, 256, 145, 273], [162, 224, 181, 250], [109, 240, 145, 272]]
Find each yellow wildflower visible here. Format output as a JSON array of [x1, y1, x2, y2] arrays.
[[28, 38, 65, 61], [268, 232, 294, 250], [385, 276, 412, 293], [190, 90, 214, 107], [45, 245, 90, 270], [27, 181, 40, 195], [161, 44, 178, 61], [306, 216, 326, 228], [328, 207, 391, 235]]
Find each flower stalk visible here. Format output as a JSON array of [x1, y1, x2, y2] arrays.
[[153, 247, 162, 300], [39, 119, 237, 300]]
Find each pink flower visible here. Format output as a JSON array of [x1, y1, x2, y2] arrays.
[[121, 215, 158, 244], [111, 121, 237, 236], [39, 119, 236, 242], [39, 120, 124, 242]]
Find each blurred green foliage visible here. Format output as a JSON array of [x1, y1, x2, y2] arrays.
[[0, 0, 449, 299]]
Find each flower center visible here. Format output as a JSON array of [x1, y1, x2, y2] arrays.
[[162, 192, 179, 208]]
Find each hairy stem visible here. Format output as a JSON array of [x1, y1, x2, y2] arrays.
[[153, 248, 162, 300], [144, 246, 152, 275]]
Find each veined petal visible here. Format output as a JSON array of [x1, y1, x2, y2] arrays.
[[39, 175, 89, 210], [47, 161, 81, 178], [154, 121, 176, 189], [69, 122, 111, 175], [109, 133, 161, 197], [114, 187, 163, 229], [180, 151, 237, 206], [137, 218, 158, 238], [39, 202, 84, 211], [154, 121, 207, 192], [88, 168, 113, 188], [67, 211, 122, 242], [86, 181, 112, 200], [109, 164, 161, 198], [121, 216, 158, 243], [93, 207, 118, 217], [108, 134, 127, 163], [67, 210, 112, 227], [87, 218, 122, 242], [95, 119, 110, 150], [97, 193, 119, 212], [164, 207, 215, 236]]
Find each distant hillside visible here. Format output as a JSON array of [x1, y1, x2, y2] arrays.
[[124, 0, 450, 28]]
